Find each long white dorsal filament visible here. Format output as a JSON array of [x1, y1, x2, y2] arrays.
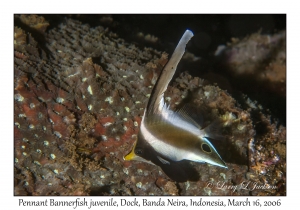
[[147, 30, 194, 114]]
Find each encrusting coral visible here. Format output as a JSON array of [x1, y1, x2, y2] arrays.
[[14, 15, 286, 195]]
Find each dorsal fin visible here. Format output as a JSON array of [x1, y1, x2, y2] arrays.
[[146, 30, 194, 116], [174, 105, 202, 130]]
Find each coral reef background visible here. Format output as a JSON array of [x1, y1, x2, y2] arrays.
[[14, 14, 286, 195]]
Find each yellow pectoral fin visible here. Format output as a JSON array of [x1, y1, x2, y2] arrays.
[[124, 150, 155, 165], [123, 141, 155, 165], [124, 149, 137, 161], [123, 140, 138, 161]]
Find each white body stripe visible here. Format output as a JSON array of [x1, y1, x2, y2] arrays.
[[140, 108, 206, 162]]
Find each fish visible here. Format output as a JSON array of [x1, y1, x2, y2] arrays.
[[124, 30, 227, 171]]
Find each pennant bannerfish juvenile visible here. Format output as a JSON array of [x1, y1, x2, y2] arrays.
[[124, 30, 227, 169]]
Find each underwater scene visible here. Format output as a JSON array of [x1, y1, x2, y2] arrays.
[[14, 14, 286, 196]]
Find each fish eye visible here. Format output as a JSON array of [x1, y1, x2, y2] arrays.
[[135, 148, 143, 155], [201, 143, 212, 153]]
